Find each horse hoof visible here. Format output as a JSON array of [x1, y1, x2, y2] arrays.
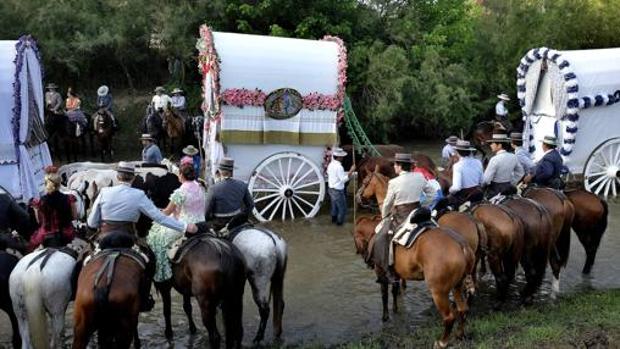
[[189, 324, 197, 334], [433, 340, 448, 349], [165, 329, 174, 340], [382, 314, 390, 322]]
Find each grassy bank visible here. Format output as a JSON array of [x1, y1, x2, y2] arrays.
[[333, 289, 620, 349]]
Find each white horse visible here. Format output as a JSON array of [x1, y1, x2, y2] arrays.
[[9, 238, 90, 349], [230, 227, 288, 343]]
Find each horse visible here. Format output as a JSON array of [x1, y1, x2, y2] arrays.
[[92, 108, 115, 162], [522, 187, 575, 297], [56, 111, 92, 162], [9, 236, 90, 349], [160, 231, 247, 348], [564, 188, 609, 274], [161, 108, 185, 154], [353, 217, 475, 348], [142, 105, 165, 149], [501, 196, 555, 302], [44, 109, 63, 158], [72, 240, 147, 349], [0, 192, 36, 348]]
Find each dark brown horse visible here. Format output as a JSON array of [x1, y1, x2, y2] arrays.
[[522, 187, 575, 296], [161, 233, 246, 349], [73, 248, 144, 349], [92, 108, 115, 162], [565, 189, 609, 274], [501, 197, 554, 302], [471, 204, 524, 301], [162, 108, 185, 154]]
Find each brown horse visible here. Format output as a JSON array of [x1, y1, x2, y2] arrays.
[[161, 233, 246, 349], [162, 108, 185, 154], [501, 197, 554, 302], [73, 249, 144, 349], [353, 219, 475, 348], [92, 108, 115, 162], [522, 187, 575, 296], [471, 204, 525, 301], [564, 189, 609, 274]]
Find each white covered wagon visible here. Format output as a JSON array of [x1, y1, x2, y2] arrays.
[[197, 26, 347, 221], [517, 47, 620, 198], [0, 36, 52, 202]]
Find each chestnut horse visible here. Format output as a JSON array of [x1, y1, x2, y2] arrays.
[[73, 248, 145, 348], [353, 219, 475, 348], [522, 187, 575, 296], [163, 232, 246, 349], [564, 189, 609, 274], [162, 109, 185, 154]]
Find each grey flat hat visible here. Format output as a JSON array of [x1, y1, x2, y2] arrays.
[[218, 158, 235, 172], [542, 135, 558, 146], [391, 153, 412, 163], [454, 140, 475, 151], [510, 132, 523, 141], [332, 147, 347, 157], [485, 133, 511, 143], [445, 135, 458, 145], [116, 161, 135, 175], [154, 86, 165, 93]]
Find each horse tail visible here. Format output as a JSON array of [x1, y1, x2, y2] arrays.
[[595, 197, 609, 238], [474, 219, 488, 274], [93, 253, 118, 329], [23, 268, 49, 349], [461, 244, 476, 297], [271, 240, 288, 338]]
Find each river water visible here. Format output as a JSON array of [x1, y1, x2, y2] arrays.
[[1, 141, 619, 348]]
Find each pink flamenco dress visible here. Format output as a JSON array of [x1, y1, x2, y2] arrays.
[[30, 192, 76, 251], [147, 180, 206, 282]]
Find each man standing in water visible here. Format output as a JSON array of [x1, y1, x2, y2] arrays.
[[326, 147, 356, 225]]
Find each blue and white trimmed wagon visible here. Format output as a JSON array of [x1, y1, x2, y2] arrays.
[[517, 47, 620, 198], [197, 26, 347, 221]]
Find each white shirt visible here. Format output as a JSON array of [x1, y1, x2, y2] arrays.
[[327, 159, 350, 190], [449, 157, 484, 194], [382, 171, 435, 217], [152, 94, 172, 110], [495, 101, 508, 116], [87, 183, 187, 232], [171, 95, 186, 109], [442, 144, 456, 160], [483, 150, 524, 185]]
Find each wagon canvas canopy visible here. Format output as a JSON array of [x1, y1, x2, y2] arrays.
[[0, 36, 51, 201]]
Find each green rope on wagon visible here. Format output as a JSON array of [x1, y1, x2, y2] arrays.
[[343, 96, 380, 156]]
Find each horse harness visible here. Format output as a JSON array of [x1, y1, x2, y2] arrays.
[[168, 232, 234, 264], [26, 238, 90, 272]]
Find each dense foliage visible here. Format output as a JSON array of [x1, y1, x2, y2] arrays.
[[2, 0, 620, 141]]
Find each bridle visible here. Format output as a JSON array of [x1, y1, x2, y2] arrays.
[[356, 171, 387, 209]]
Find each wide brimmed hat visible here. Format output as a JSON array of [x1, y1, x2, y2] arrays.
[[97, 85, 109, 96], [116, 161, 135, 175], [140, 133, 154, 141], [445, 135, 458, 145], [391, 153, 412, 163], [510, 132, 523, 142], [218, 158, 235, 172], [154, 86, 165, 93], [46, 83, 58, 90], [332, 147, 347, 157], [182, 145, 199, 156], [542, 135, 558, 146], [497, 93, 511, 101], [485, 133, 511, 143], [454, 140, 475, 151], [171, 88, 183, 95]]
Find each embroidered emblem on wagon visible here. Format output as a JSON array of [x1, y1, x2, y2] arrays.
[[264, 88, 303, 120]]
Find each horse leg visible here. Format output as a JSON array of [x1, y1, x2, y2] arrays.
[[197, 296, 221, 349], [452, 285, 469, 340], [51, 311, 66, 348], [183, 294, 197, 334], [133, 327, 141, 349], [7, 307, 21, 348], [271, 264, 286, 339], [577, 229, 604, 275], [248, 277, 270, 344], [115, 317, 137, 349], [380, 282, 390, 321], [222, 294, 244, 349], [72, 307, 95, 349], [156, 281, 174, 340], [391, 281, 400, 313], [430, 288, 456, 349], [487, 253, 508, 302]]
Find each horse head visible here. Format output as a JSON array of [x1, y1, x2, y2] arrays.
[[357, 165, 388, 208]]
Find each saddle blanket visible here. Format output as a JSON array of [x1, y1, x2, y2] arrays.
[[388, 210, 437, 266]]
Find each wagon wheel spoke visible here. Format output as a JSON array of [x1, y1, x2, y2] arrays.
[[286, 157, 293, 185], [278, 159, 286, 185], [264, 165, 284, 187], [594, 177, 610, 196], [296, 190, 321, 195], [612, 178, 618, 197], [260, 196, 282, 217], [289, 162, 306, 187], [252, 188, 280, 193], [590, 161, 606, 171], [255, 192, 281, 203], [256, 174, 281, 190], [293, 194, 315, 208], [291, 167, 315, 188], [287, 199, 295, 220], [614, 144, 620, 165], [588, 174, 608, 189], [269, 197, 284, 221], [291, 196, 309, 217], [281, 198, 288, 221], [294, 180, 322, 191], [586, 171, 607, 178], [603, 177, 613, 198], [600, 150, 610, 167]]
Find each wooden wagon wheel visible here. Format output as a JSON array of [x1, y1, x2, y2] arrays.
[[248, 152, 326, 222], [583, 137, 620, 199]]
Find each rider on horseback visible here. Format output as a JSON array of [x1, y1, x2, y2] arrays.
[[141, 133, 163, 164], [446, 140, 484, 208], [510, 132, 536, 175], [523, 135, 564, 189], [371, 153, 435, 283], [204, 157, 255, 233], [96, 85, 118, 130], [495, 93, 513, 133], [441, 135, 458, 168], [86, 162, 198, 311], [152, 86, 172, 112], [45, 83, 63, 115], [483, 133, 524, 199]]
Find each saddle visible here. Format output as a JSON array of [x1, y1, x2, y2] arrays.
[[167, 232, 216, 264], [392, 208, 437, 249], [85, 231, 149, 269]]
